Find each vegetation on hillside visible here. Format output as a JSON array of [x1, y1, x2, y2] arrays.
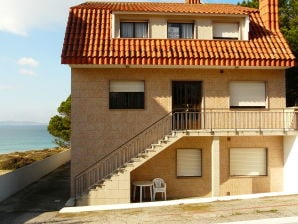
[[0, 148, 66, 170]]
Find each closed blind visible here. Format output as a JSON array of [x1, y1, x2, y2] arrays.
[[213, 23, 239, 39], [230, 81, 266, 107], [230, 148, 267, 176], [110, 81, 144, 92], [177, 149, 202, 176]]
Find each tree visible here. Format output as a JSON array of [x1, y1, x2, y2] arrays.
[[48, 96, 71, 147], [238, 0, 298, 106], [237, 0, 258, 8]]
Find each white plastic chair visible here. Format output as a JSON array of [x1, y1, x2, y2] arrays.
[[152, 178, 167, 201]]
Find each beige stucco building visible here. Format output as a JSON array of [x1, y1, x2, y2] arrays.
[[62, 0, 297, 205]]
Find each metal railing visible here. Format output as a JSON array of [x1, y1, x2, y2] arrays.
[[74, 109, 298, 200], [74, 112, 173, 200], [173, 109, 298, 131]]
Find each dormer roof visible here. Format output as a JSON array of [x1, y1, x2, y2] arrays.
[[61, 1, 296, 68]]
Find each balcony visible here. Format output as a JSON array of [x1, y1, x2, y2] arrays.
[[173, 109, 298, 136]]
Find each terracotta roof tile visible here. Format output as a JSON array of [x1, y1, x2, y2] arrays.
[[61, 1, 296, 67]]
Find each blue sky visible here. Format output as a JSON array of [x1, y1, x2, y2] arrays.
[[0, 0, 239, 123]]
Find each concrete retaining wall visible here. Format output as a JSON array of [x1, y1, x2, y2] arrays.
[[0, 149, 70, 202]]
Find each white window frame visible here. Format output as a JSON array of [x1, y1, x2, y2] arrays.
[[229, 81, 267, 108], [177, 149, 202, 177], [213, 22, 240, 40], [230, 147, 268, 176]]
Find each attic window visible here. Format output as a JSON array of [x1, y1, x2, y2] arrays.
[[120, 22, 148, 38], [213, 22, 239, 40], [168, 23, 194, 39]]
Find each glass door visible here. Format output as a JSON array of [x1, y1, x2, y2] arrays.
[[172, 81, 202, 130]]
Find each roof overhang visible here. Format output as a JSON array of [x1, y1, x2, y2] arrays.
[[69, 64, 292, 70]]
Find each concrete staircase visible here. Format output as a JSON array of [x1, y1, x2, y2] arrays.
[[76, 132, 183, 206]]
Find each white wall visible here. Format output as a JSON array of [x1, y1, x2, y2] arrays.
[[284, 136, 298, 193], [0, 149, 70, 202]]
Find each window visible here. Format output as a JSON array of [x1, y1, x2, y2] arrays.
[[120, 22, 148, 38], [230, 81, 266, 108], [109, 81, 144, 109], [168, 23, 194, 39], [213, 22, 239, 40], [230, 148, 267, 176], [177, 149, 202, 177]]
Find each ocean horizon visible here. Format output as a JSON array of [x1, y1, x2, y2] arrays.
[[0, 124, 57, 154]]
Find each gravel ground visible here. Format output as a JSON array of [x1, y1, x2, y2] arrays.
[[29, 194, 298, 224], [1, 162, 298, 224]]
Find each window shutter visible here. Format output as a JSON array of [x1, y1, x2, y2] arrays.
[[230, 81, 266, 107], [177, 149, 202, 176], [230, 148, 267, 176], [213, 23, 239, 39], [110, 81, 144, 92]]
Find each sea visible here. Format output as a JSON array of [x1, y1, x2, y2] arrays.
[[0, 124, 57, 154]]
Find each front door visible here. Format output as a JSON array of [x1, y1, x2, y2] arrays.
[[172, 81, 202, 130]]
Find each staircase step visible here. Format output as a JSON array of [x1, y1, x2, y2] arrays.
[[124, 162, 135, 167], [151, 143, 162, 148], [137, 153, 148, 158], [76, 129, 183, 204]]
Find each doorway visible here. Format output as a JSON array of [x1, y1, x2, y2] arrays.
[[172, 81, 202, 130]]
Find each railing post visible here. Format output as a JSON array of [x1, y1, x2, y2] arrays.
[[210, 109, 213, 133]]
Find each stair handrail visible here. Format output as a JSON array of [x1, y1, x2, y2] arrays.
[[74, 112, 173, 199]]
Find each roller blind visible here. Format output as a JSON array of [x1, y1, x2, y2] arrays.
[[230, 81, 266, 107], [213, 23, 239, 39], [177, 149, 202, 177], [110, 81, 144, 92], [230, 148, 267, 176]]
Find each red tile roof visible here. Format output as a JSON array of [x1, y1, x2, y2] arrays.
[[61, 2, 296, 67]]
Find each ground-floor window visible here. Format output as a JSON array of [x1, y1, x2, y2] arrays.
[[230, 147, 267, 176], [177, 149, 202, 177]]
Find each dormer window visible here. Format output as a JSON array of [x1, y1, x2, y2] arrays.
[[120, 21, 148, 38], [213, 22, 239, 40], [167, 23, 194, 39]]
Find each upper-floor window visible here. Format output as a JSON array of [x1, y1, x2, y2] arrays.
[[167, 23, 194, 39], [109, 80, 145, 109], [213, 22, 239, 40], [229, 81, 266, 108], [120, 22, 148, 38]]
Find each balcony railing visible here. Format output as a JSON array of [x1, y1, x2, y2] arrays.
[[74, 109, 298, 201], [173, 109, 298, 132]]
